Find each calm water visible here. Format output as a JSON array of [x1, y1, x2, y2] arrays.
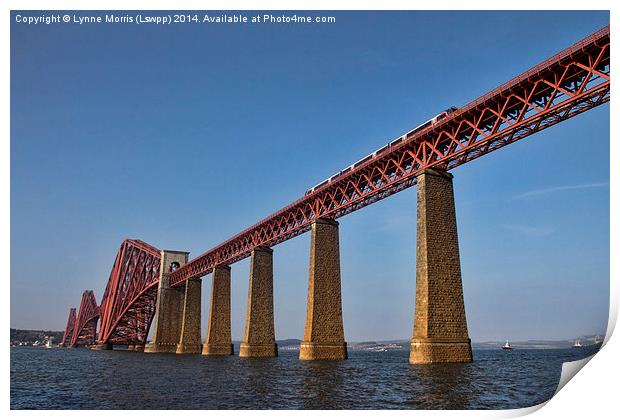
[[10, 346, 600, 410]]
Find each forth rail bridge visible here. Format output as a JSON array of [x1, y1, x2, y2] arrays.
[[60, 26, 610, 364]]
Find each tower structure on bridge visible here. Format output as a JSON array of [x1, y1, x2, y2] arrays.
[[60, 308, 76, 347], [145, 250, 190, 353], [70, 290, 99, 347], [96, 239, 162, 351]]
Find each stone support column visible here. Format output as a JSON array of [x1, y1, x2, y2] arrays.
[[202, 265, 234, 356], [299, 218, 347, 361], [92, 343, 112, 351], [240, 247, 278, 358], [145, 250, 190, 353], [176, 278, 202, 354], [410, 169, 473, 364]]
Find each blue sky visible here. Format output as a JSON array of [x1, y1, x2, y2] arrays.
[[11, 11, 609, 342]]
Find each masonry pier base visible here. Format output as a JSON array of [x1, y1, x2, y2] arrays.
[[202, 265, 234, 356], [92, 343, 112, 351], [409, 169, 473, 364], [299, 218, 347, 361], [176, 278, 202, 354], [239, 247, 278, 358]]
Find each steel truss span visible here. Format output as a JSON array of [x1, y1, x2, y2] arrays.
[[168, 26, 610, 287], [170, 26, 610, 287], [97, 239, 161, 346], [60, 307, 76, 347], [70, 290, 99, 347]]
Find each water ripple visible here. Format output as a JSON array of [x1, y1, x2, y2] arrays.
[[10, 346, 600, 409]]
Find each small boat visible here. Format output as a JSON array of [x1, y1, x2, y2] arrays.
[[502, 341, 513, 350], [46, 338, 53, 349], [593, 336, 603, 345], [572, 339, 582, 348]]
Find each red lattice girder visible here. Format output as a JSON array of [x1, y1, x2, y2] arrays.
[[169, 26, 609, 287], [70, 290, 99, 347], [97, 239, 161, 346], [60, 307, 76, 347]]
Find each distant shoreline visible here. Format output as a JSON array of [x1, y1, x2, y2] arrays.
[[11, 328, 605, 350]]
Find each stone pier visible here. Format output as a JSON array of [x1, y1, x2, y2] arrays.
[[145, 250, 190, 353], [410, 169, 473, 364], [299, 218, 348, 361], [176, 278, 202, 354], [202, 265, 234, 356], [92, 343, 112, 351], [240, 247, 278, 358]]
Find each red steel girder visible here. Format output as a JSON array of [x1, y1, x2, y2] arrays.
[[70, 290, 99, 347], [97, 239, 161, 346], [167, 25, 610, 287], [60, 307, 76, 347]]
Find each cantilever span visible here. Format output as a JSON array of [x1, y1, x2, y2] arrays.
[[68, 290, 99, 347], [61, 26, 610, 364], [168, 25, 609, 287], [59, 308, 76, 347], [96, 239, 161, 349]]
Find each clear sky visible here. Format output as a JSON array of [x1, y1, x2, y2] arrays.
[[10, 11, 609, 342]]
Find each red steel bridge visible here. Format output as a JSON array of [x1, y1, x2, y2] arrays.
[[60, 290, 99, 347], [62, 26, 609, 348]]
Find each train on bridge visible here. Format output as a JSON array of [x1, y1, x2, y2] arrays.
[[305, 106, 459, 196]]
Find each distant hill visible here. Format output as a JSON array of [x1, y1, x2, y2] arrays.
[[348, 335, 606, 350], [277, 339, 301, 347], [231, 339, 301, 346], [12, 329, 605, 350], [10, 329, 64, 346], [227, 339, 301, 350], [473, 335, 605, 350], [240, 336, 606, 351]]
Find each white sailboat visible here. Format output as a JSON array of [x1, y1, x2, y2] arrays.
[[572, 339, 582, 348], [502, 340, 513, 350], [46, 338, 53, 348], [593, 335, 603, 345]]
